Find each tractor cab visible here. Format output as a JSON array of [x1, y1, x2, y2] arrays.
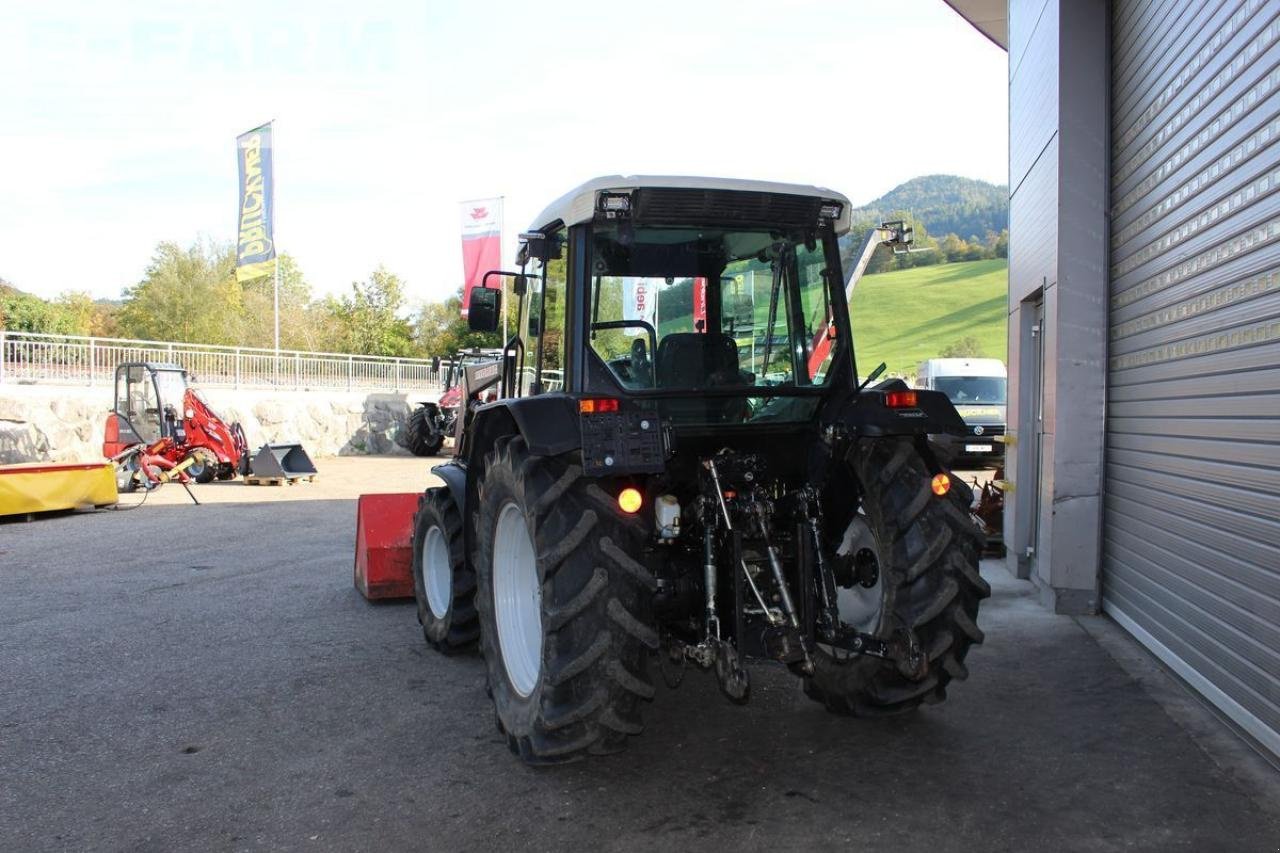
[[108, 362, 191, 449]]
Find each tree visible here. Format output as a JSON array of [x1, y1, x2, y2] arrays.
[[326, 266, 416, 357], [940, 335, 984, 357], [414, 287, 506, 357], [118, 239, 244, 344]]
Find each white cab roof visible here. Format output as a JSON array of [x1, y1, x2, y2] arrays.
[[528, 175, 853, 233]]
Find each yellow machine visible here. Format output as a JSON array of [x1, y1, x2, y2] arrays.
[[0, 462, 118, 518]]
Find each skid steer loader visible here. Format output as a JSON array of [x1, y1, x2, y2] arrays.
[[403, 176, 988, 764]]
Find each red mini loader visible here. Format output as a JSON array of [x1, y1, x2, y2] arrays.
[[102, 362, 316, 490]]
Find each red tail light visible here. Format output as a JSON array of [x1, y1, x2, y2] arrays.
[[885, 390, 919, 409], [579, 398, 620, 414]]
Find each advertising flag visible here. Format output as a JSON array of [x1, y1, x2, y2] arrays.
[[460, 197, 503, 317], [235, 123, 277, 282], [623, 278, 657, 335]]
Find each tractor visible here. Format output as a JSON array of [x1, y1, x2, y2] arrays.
[[406, 176, 989, 764], [404, 348, 505, 457], [102, 362, 316, 491]]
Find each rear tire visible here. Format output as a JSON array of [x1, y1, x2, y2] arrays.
[[405, 405, 445, 457], [474, 435, 655, 765], [411, 488, 479, 652], [805, 437, 990, 715]]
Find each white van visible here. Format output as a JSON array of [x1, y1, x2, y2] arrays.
[[916, 358, 1007, 468]]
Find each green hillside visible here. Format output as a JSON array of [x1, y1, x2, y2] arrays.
[[848, 258, 1008, 378]]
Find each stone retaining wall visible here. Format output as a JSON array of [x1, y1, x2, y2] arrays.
[[0, 383, 435, 464]]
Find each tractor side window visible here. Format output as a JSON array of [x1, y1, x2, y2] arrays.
[[795, 242, 837, 383], [520, 228, 567, 396], [539, 228, 567, 393]]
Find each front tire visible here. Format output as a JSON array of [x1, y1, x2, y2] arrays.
[[184, 449, 217, 484], [474, 435, 656, 764], [805, 437, 990, 715], [405, 405, 445, 457], [411, 488, 479, 652]]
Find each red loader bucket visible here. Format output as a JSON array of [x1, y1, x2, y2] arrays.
[[354, 493, 419, 601]]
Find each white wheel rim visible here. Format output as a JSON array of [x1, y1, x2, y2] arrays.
[[493, 501, 542, 697], [835, 514, 886, 635], [424, 525, 451, 619]]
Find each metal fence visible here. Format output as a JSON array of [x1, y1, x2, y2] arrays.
[[0, 330, 441, 392]]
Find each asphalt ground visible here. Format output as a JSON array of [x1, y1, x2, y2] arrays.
[[2, 457, 1278, 852]]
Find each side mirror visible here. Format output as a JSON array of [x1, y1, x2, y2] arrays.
[[467, 287, 501, 333]]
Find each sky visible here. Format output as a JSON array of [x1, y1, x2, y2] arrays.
[[0, 0, 1007, 305]]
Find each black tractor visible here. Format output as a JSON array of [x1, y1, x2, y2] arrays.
[[410, 176, 988, 764]]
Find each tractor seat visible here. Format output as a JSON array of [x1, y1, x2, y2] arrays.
[[656, 332, 741, 388]]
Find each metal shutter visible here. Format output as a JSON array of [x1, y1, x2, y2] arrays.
[[1107, 0, 1280, 757]]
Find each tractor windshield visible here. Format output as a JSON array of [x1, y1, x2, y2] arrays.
[[588, 224, 843, 422]]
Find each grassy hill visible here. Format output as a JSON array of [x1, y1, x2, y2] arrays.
[[849, 258, 1008, 378], [850, 175, 1008, 241]]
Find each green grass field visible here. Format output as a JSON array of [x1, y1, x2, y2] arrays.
[[849, 258, 1008, 378]]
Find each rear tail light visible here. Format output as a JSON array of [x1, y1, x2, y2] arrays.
[[931, 473, 951, 496], [579, 398, 620, 414], [885, 390, 918, 409]]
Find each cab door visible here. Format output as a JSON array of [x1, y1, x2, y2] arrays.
[[116, 365, 161, 444]]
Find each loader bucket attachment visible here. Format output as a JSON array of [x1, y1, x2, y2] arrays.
[[248, 443, 318, 479]]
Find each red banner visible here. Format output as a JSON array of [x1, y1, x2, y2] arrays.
[[693, 277, 707, 331], [459, 197, 502, 317]]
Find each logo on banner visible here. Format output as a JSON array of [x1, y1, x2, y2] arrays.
[[460, 197, 503, 318]]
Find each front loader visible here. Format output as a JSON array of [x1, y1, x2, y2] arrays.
[[399, 176, 989, 764], [102, 362, 316, 490]]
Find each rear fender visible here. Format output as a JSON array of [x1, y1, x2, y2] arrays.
[[836, 381, 967, 438]]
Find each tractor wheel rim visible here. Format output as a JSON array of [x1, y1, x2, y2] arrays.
[[424, 525, 451, 620], [493, 501, 542, 697], [835, 514, 886, 636]]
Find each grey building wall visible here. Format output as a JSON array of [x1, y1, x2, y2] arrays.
[[1104, 0, 1280, 758], [1005, 0, 1110, 614]]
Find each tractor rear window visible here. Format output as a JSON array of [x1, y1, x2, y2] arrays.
[[587, 224, 842, 421]]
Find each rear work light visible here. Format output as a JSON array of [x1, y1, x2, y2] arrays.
[[617, 487, 643, 514], [884, 390, 918, 409], [579, 398, 620, 414]]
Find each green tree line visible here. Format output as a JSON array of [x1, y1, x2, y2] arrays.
[[0, 239, 503, 359]]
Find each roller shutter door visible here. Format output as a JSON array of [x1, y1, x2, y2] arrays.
[[1106, 0, 1280, 756]]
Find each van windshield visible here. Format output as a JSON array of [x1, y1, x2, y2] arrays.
[[934, 376, 1006, 404]]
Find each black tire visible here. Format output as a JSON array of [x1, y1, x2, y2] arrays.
[[184, 449, 217, 484], [411, 487, 479, 652], [405, 405, 445, 457], [805, 437, 990, 715], [474, 434, 656, 765]]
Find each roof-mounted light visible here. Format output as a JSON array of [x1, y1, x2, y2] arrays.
[[598, 192, 632, 218], [819, 201, 843, 220]]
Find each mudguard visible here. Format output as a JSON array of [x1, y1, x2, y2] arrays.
[[832, 379, 968, 438], [431, 460, 468, 516]]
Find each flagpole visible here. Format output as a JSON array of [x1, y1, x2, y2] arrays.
[[273, 119, 280, 354], [500, 195, 507, 345]]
